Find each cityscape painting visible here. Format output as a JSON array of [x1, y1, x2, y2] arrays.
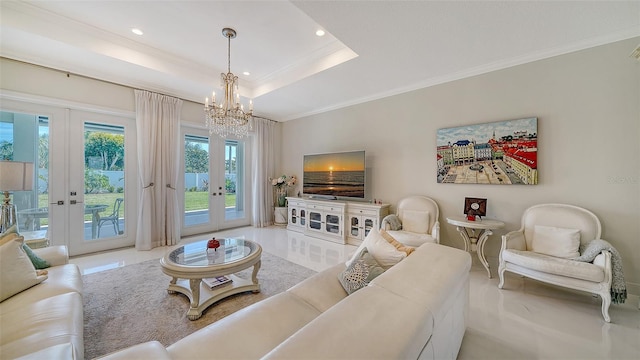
[[437, 117, 538, 185]]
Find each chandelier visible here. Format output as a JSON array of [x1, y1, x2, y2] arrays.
[[205, 28, 253, 138]]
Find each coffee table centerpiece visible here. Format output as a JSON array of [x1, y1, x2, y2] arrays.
[[160, 238, 262, 320]]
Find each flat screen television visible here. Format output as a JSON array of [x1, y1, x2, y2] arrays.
[[303, 150, 366, 199]]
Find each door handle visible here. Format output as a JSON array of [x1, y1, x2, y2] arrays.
[[70, 200, 77, 205], [57, 200, 64, 205]]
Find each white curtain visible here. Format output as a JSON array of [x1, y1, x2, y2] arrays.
[[134, 90, 183, 250], [251, 118, 276, 227]]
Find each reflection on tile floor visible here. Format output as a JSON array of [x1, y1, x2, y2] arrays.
[[70, 226, 640, 359]]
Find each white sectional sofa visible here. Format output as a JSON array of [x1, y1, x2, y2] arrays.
[[0, 245, 84, 359], [101, 243, 472, 360]]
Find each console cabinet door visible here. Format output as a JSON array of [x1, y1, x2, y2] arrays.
[[308, 210, 323, 232]]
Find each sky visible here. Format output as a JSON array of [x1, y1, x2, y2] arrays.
[[303, 151, 365, 172], [437, 117, 537, 146]]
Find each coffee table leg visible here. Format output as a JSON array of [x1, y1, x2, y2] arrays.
[[251, 260, 261, 293], [167, 277, 178, 294], [187, 278, 202, 320]]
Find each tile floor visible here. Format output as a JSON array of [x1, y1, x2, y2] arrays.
[[70, 226, 640, 359]]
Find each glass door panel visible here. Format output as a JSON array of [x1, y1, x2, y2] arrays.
[[83, 123, 126, 240], [183, 134, 210, 228], [67, 111, 135, 256], [0, 112, 47, 236], [181, 128, 251, 236]]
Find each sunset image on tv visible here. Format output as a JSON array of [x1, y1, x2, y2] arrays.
[[303, 151, 365, 198]]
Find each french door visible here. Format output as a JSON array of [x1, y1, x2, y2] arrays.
[[181, 126, 251, 236], [1, 99, 136, 256]]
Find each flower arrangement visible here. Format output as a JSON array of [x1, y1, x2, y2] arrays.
[[270, 175, 296, 207]]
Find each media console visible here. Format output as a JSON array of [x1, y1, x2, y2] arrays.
[[286, 197, 390, 245]]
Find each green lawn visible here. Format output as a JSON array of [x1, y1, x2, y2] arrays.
[[37, 191, 236, 225]]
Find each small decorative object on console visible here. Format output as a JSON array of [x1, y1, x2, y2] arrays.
[[464, 197, 487, 221], [207, 238, 220, 251]]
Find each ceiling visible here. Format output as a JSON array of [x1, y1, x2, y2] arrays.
[[1, 1, 639, 121]]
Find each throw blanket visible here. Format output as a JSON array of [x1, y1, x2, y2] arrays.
[[573, 239, 626, 304], [381, 214, 402, 231]]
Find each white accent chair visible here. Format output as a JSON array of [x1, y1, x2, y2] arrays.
[[382, 195, 440, 247], [498, 203, 613, 322]]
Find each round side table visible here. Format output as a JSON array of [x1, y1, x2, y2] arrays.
[[446, 216, 505, 278]]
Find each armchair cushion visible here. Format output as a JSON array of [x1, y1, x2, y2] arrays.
[[531, 225, 581, 258], [402, 210, 430, 234], [501, 249, 604, 282]]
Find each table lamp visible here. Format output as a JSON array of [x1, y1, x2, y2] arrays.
[[0, 161, 34, 233]]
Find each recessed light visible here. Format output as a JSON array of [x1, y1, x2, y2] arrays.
[[131, 28, 144, 36], [243, 71, 250, 76], [315, 29, 325, 37]]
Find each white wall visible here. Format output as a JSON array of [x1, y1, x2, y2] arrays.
[[0, 59, 205, 124], [281, 37, 640, 294]]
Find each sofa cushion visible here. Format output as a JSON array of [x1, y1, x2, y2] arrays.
[[15, 343, 77, 360], [287, 263, 347, 313], [372, 243, 471, 324], [402, 209, 430, 234], [0, 236, 48, 302], [167, 291, 321, 360], [0, 264, 83, 315], [502, 249, 604, 282], [531, 225, 581, 258], [96, 341, 171, 360], [0, 292, 84, 359], [386, 230, 436, 247], [346, 227, 406, 269], [263, 284, 435, 360], [338, 248, 385, 294]]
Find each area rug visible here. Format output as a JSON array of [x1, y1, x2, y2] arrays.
[[83, 252, 317, 359]]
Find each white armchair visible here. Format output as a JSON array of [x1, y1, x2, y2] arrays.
[[498, 203, 613, 322], [381, 196, 440, 247]]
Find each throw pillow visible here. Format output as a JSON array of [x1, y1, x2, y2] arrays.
[[0, 224, 19, 246], [402, 210, 430, 234], [338, 248, 385, 295], [380, 229, 415, 256], [0, 235, 48, 302], [531, 225, 581, 258], [22, 243, 50, 269], [345, 227, 407, 269]]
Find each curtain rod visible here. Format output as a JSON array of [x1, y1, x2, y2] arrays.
[[5, 57, 279, 123]]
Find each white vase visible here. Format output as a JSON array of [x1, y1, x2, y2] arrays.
[[274, 207, 288, 225]]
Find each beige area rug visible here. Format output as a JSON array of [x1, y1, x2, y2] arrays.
[[83, 252, 317, 359]]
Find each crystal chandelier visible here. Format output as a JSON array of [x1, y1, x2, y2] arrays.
[[205, 28, 253, 138]]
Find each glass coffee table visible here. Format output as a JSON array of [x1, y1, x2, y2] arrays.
[[160, 238, 262, 320]]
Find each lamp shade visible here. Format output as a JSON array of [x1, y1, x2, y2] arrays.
[[0, 161, 34, 191]]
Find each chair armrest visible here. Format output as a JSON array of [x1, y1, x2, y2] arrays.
[[32, 245, 69, 266], [502, 231, 526, 251], [431, 221, 440, 244], [592, 250, 611, 268]]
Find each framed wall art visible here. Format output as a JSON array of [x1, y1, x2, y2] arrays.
[[436, 117, 538, 185]]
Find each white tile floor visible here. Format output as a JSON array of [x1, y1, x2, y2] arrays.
[[70, 226, 640, 359]]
